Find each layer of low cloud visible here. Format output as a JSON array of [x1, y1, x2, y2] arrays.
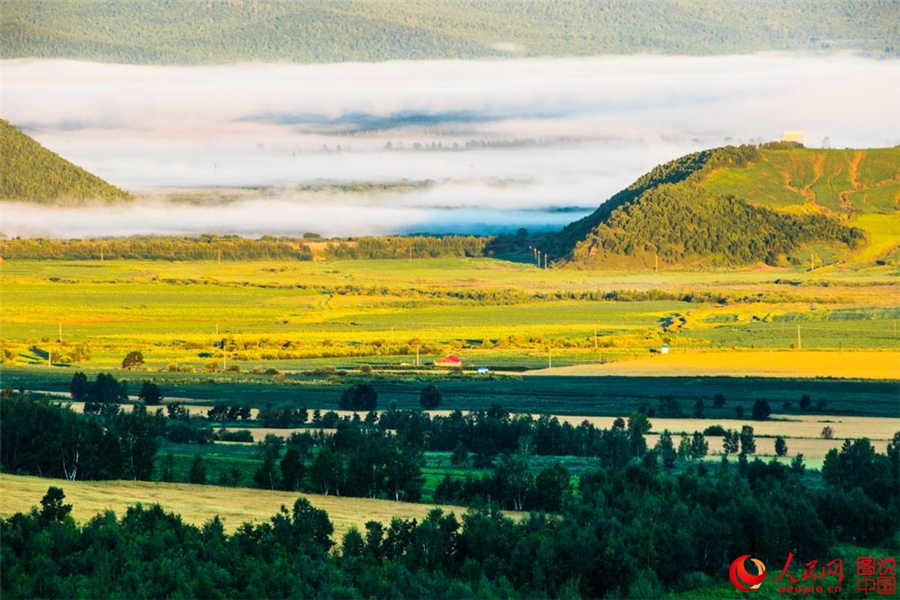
[[0, 198, 588, 238], [1, 54, 897, 238]]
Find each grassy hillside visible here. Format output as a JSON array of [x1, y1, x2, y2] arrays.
[[1, 0, 897, 64], [553, 144, 900, 268], [0, 120, 131, 204]]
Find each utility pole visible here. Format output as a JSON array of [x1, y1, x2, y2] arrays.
[[548, 347, 552, 369], [416, 345, 420, 367], [796, 325, 802, 350], [100, 246, 104, 262]]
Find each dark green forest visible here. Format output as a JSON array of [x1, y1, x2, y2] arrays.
[[0, 120, 131, 203], [3, 428, 898, 597], [2, 0, 896, 64], [3, 386, 899, 597]]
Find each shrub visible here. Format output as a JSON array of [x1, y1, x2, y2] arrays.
[[751, 399, 771, 421], [703, 425, 727, 436], [122, 350, 144, 370], [138, 381, 162, 406], [217, 430, 254, 443], [419, 384, 441, 410], [339, 384, 377, 411]]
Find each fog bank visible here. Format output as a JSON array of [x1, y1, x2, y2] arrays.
[[2, 54, 897, 238]]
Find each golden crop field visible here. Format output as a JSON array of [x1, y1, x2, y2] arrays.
[[643, 434, 889, 458], [546, 414, 900, 441], [0, 474, 486, 539], [532, 350, 900, 379]]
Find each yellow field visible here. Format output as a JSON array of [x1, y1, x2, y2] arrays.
[[644, 434, 889, 458], [530, 350, 900, 379], [550, 414, 900, 441], [0, 474, 482, 538]]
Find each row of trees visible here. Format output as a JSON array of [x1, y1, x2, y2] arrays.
[[70, 372, 161, 412], [1, 234, 313, 260]]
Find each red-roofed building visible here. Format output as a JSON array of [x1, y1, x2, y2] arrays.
[[434, 354, 462, 367]]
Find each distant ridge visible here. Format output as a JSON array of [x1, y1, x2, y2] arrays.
[[550, 143, 900, 268], [0, 120, 131, 204], [1, 0, 896, 64]]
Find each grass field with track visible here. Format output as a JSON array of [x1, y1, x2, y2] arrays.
[[0, 473, 483, 539]]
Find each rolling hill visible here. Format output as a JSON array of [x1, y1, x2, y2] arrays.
[[1, 0, 896, 64], [0, 120, 131, 204], [551, 143, 900, 268]]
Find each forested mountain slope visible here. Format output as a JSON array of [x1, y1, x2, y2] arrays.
[[551, 144, 900, 268], [1, 0, 896, 64], [0, 120, 130, 204]]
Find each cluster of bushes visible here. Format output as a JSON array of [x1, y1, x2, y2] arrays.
[[249, 427, 424, 502], [434, 458, 569, 511], [0, 393, 163, 480], [324, 235, 488, 259]]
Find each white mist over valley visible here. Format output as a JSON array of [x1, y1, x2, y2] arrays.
[[2, 53, 898, 238]]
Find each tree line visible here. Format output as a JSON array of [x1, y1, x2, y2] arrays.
[[1, 234, 313, 261], [324, 235, 488, 260]]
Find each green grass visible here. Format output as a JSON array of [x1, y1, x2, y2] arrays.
[[857, 147, 900, 186], [848, 214, 900, 264], [6, 367, 900, 418], [701, 147, 900, 219], [847, 180, 900, 214], [2, 256, 899, 417], [702, 160, 805, 209], [3, 258, 898, 371]]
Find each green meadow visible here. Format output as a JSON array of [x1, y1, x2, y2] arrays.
[[2, 258, 898, 373]]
